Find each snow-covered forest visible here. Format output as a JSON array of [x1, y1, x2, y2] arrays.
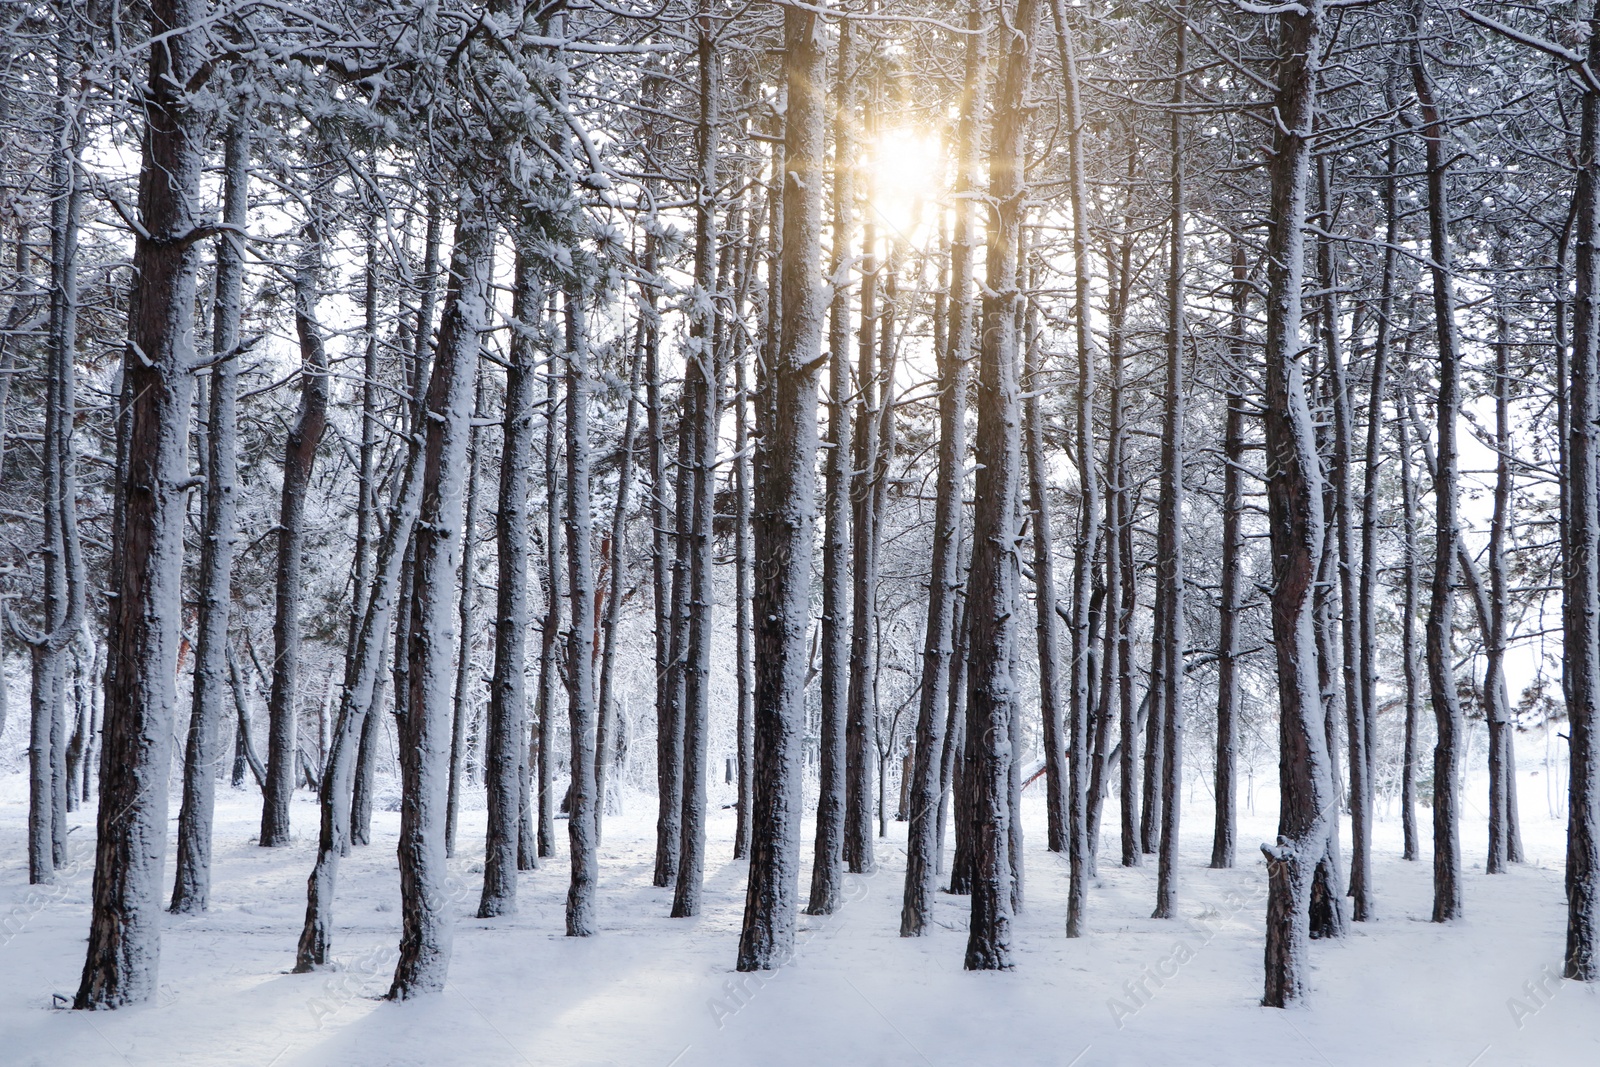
[[2, 0, 1600, 1063]]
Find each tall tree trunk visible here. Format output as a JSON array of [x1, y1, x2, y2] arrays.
[[75, 0, 205, 1008], [845, 68, 882, 877], [1107, 142, 1140, 871], [1410, 0, 1464, 923], [481, 252, 542, 916], [733, 239, 756, 862], [350, 209, 386, 849], [1398, 362, 1422, 863], [564, 288, 601, 937], [1564, 0, 1600, 980], [903, 0, 983, 936], [1485, 241, 1521, 873], [1319, 151, 1370, 923], [673, 16, 721, 917], [736, 1, 826, 972], [171, 112, 248, 911], [536, 343, 564, 861], [809, 15, 854, 917], [963, 0, 1038, 973], [1260, 0, 1337, 1010], [446, 389, 483, 859], [388, 205, 490, 999], [261, 207, 331, 848], [1212, 242, 1247, 871], [1153, 4, 1188, 922], [1356, 134, 1400, 877], [1048, 0, 1099, 934], [595, 286, 644, 832]]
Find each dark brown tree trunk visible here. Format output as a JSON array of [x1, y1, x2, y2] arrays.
[[1410, 0, 1464, 922], [962, 0, 1038, 973], [261, 206, 331, 849], [75, 0, 205, 1008], [737, 2, 827, 972], [1260, 0, 1338, 1010], [902, 1, 984, 935], [481, 251, 543, 917], [171, 110, 248, 911]]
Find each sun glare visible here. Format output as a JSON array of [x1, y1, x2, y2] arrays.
[[867, 128, 945, 240]]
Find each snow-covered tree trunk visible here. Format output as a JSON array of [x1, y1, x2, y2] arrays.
[[809, 16, 854, 917], [296, 421, 426, 971], [388, 205, 491, 999], [1048, 0, 1098, 933], [1564, 0, 1600, 982], [1152, 3, 1187, 922], [736, 1, 826, 972], [1259, 0, 1336, 1010], [1398, 365, 1421, 863], [1356, 134, 1399, 880], [963, 0, 1038, 973], [171, 111, 247, 912], [1106, 142, 1139, 871], [446, 389, 483, 859], [563, 288, 600, 938], [1212, 242, 1247, 872], [536, 355, 564, 863], [75, 0, 205, 1008], [902, 0, 983, 937], [845, 68, 882, 877], [261, 207, 331, 849], [1410, 0, 1464, 923], [672, 14, 721, 918], [481, 252, 542, 916]]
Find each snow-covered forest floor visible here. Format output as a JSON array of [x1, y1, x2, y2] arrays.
[[2, 740, 1596, 1067]]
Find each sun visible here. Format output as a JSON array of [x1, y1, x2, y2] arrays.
[[866, 127, 945, 239]]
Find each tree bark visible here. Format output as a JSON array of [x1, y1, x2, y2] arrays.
[[1410, 0, 1464, 923], [902, 0, 983, 936], [261, 202, 332, 849], [962, 0, 1038, 973], [736, 1, 826, 972], [1259, 0, 1337, 1010], [171, 111, 247, 912], [481, 252, 542, 917], [75, 0, 205, 1008], [388, 204, 490, 999]]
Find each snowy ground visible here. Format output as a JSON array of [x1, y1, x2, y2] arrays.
[[2, 749, 1597, 1067]]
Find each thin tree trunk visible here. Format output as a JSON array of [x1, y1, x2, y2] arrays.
[[1410, 1, 1464, 922], [1356, 134, 1400, 878], [1153, 4, 1188, 922], [845, 69, 882, 877], [171, 112, 247, 911], [446, 386, 483, 859], [672, 15, 721, 918], [537, 345, 564, 861], [903, 0, 983, 936], [261, 206, 331, 848], [1398, 363, 1422, 863], [295, 417, 426, 971], [1212, 242, 1247, 871], [808, 16, 854, 916]]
